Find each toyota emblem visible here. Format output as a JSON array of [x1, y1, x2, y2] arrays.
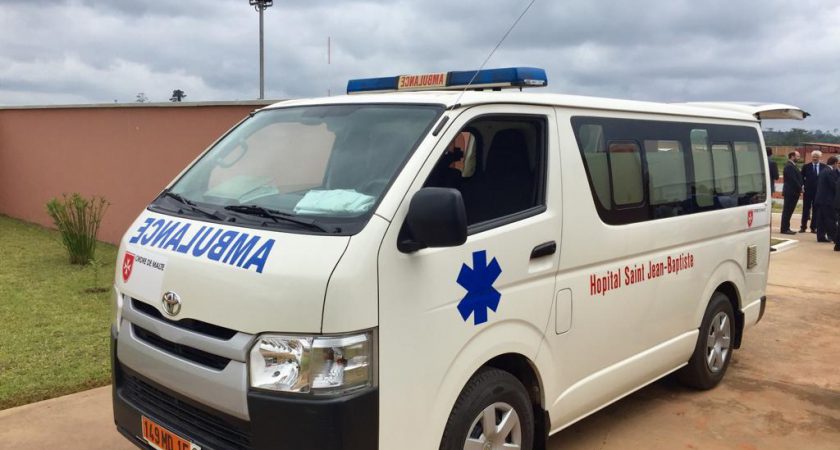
[[161, 291, 182, 316]]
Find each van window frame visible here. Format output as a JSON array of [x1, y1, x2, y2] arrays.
[[425, 113, 549, 236], [571, 116, 764, 225]]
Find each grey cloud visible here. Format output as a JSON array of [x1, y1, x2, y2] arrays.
[[0, 0, 838, 130]]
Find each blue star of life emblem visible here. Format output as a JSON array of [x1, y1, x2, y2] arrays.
[[457, 250, 502, 325]]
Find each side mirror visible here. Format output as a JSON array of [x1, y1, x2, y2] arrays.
[[398, 187, 467, 253]]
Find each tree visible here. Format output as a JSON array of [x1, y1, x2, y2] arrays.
[[763, 128, 840, 146], [169, 89, 187, 102], [135, 92, 148, 103]]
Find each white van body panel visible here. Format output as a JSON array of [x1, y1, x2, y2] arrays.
[[116, 210, 349, 335], [541, 108, 771, 433], [321, 215, 387, 333], [548, 330, 697, 432], [742, 297, 764, 329], [377, 104, 562, 449]]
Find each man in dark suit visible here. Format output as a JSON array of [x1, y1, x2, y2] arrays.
[[800, 150, 828, 232], [814, 156, 839, 242], [834, 174, 840, 251], [781, 151, 802, 234], [767, 147, 779, 194]]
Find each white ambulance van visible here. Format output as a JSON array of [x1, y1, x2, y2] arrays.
[[111, 67, 807, 450]]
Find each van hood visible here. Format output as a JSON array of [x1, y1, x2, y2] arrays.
[[115, 210, 349, 335]]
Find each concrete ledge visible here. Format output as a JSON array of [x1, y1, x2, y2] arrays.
[[771, 238, 799, 253]]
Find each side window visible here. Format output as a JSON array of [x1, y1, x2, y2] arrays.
[[690, 129, 715, 208], [608, 142, 644, 206], [574, 117, 764, 224], [712, 143, 736, 195], [734, 141, 766, 200], [579, 124, 611, 209], [645, 139, 688, 206], [425, 116, 546, 228]]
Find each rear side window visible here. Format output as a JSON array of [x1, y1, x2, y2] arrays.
[[712, 143, 736, 195], [734, 141, 765, 197], [572, 117, 764, 225], [608, 142, 644, 206], [645, 139, 688, 206]]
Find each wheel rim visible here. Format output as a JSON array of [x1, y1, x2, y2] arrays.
[[463, 402, 522, 450], [705, 311, 731, 372]]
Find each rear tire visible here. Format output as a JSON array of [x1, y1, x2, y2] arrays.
[[678, 292, 735, 390], [440, 367, 535, 450]]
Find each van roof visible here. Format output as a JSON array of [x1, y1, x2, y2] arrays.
[[262, 91, 806, 123]]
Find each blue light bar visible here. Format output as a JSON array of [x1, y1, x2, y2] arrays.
[[346, 67, 547, 94]]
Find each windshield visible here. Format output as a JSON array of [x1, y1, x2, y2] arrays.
[[155, 104, 443, 234]]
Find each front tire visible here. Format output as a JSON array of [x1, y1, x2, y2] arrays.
[[678, 292, 735, 389], [440, 368, 535, 450]]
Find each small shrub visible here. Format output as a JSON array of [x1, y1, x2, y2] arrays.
[[46, 193, 109, 265], [84, 257, 110, 293]]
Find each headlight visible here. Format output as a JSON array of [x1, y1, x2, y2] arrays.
[[249, 331, 374, 395]]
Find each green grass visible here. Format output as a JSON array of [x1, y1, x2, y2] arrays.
[[771, 202, 803, 214], [0, 215, 117, 409], [770, 155, 785, 174]]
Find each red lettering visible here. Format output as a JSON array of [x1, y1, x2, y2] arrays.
[[647, 261, 664, 279]]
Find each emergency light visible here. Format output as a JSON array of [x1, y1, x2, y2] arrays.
[[346, 67, 547, 94]]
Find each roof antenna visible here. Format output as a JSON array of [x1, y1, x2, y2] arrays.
[[452, 0, 537, 108]]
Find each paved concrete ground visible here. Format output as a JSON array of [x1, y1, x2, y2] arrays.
[[1, 215, 838, 449]]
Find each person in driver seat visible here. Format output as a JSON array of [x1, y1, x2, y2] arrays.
[[427, 132, 472, 190]]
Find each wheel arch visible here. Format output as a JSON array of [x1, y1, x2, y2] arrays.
[[483, 353, 550, 449], [713, 281, 744, 349], [697, 260, 746, 349], [429, 320, 550, 450]]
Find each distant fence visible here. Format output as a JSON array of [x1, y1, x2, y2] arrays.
[[0, 101, 275, 244], [769, 145, 840, 158]]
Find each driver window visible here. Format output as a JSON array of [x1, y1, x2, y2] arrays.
[[425, 116, 546, 227]]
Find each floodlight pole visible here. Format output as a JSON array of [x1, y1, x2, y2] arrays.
[[250, 0, 274, 99]]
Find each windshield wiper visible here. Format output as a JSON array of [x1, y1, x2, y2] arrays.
[[224, 204, 329, 233], [158, 191, 225, 221]]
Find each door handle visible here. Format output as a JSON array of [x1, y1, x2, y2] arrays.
[[530, 241, 556, 259]]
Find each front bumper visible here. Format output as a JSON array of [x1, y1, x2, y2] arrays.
[[111, 328, 378, 450]]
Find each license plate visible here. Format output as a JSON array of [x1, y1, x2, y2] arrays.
[[141, 416, 201, 450]]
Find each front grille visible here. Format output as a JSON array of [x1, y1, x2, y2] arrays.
[[132, 298, 238, 340], [133, 325, 231, 370], [121, 371, 252, 450]]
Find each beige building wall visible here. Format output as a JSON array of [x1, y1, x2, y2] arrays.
[[0, 101, 275, 244]]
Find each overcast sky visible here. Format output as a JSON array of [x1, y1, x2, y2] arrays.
[[1, 0, 838, 131]]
